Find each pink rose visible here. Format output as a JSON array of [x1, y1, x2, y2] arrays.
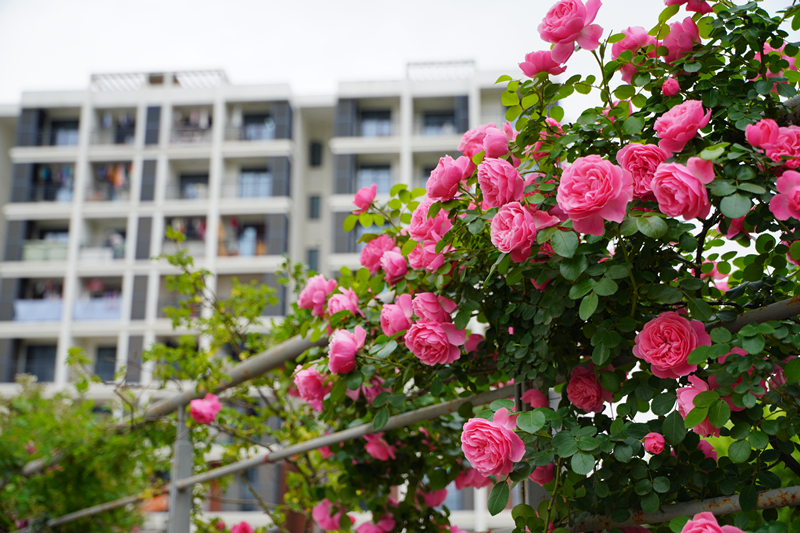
[[662, 17, 701, 65], [786, 242, 800, 267], [519, 50, 567, 78], [566, 366, 612, 413], [364, 433, 397, 461], [527, 118, 563, 161], [381, 294, 413, 337], [408, 240, 450, 272], [697, 260, 725, 280], [215, 521, 225, 531], [770, 170, 800, 221], [447, 527, 468, 533], [293, 366, 332, 411], [555, 155, 633, 236], [230, 523, 253, 533], [360, 235, 399, 275], [327, 287, 361, 317], [521, 389, 549, 408], [460, 408, 525, 477], [24, 441, 36, 454], [328, 326, 366, 374], [615, 143, 671, 200], [356, 524, 384, 533], [377, 514, 395, 532], [459, 123, 496, 158], [745, 118, 779, 150], [312, 499, 351, 531], [412, 293, 457, 323], [380, 250, 407, 285], [319, 446, 334, 459], [644, 432, 665, 454], [708, 348, 766, 411], [465, 333, 484, 354], [427, 155, 471, 201], [353, 184, 377, 214], [662, 77, 680, 97], [405, 322, 465, 366], [719, 215, 749, 239], [677, 376, 720, 437], [455, 468, 492, 490], [715, 280, 729, 292], [654, 100, 711, 153], [697, 439, 718, 461], [421, 488, 448, 508], [611, 27, 657, 83], [189, 393, 222, 425], [652, 158, 714, 220], [633, 311, 711, 378], [483, 127, 511, 158], [538, 0, 603, 63], [766, 126, 800, 168], [298, 275, 338, 317], [347, 376, 391, 403], [409, 198, 453, 242], [529, 463, 555, 486], [490, 202, 560, 261], [477, 159, 524, 209], [665, 0, 712, 13], [680, 512, 745, 533], [755, 44, 798, 92], [770, 356, 797, 389]]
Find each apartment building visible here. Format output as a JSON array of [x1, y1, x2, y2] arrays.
[[0, 62, 516, 531]]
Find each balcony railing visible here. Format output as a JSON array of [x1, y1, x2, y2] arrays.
[[79, 244, 125, 261], [224, 125, 276, 141], [13, 299, 63, 322], [165, 184, 210, 201], [85, 183, 131, 202], [170, 127, 212, 144], [220, 179, 276, 199], [91, 127, 136, 145], [24, 184, 73, 203], [218, 238, 269, 257], [413, 119, 458, 136], [21, 241, 69, 262], [73, 297, 122, 321], [163, 239, 206, 258], [357, 119, 397, 138]]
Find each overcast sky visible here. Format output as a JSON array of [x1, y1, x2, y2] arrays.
[[0, 0, 792, 106]]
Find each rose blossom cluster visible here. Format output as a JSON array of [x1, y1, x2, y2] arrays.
[[312, 499, 355, 531], [404, 293, 465, 366], [566, 364, 613, 413], [460, 408, 525, 477]]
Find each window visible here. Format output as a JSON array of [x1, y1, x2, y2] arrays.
[[309, 141, 323, 166], [179, 174, 209, 200], [24, 345, 56, 382], [356, 165, 391, 194], [423, 111, 456, 136], [359, 110, 392, 137], [307, 249, 319, 273], [50, 120, 79, 146], [242, 114, 275, 141], [239, 168, 273, 198], [308, 195, 321, 219], [239, 469, 259, 511], [95, 347, 117, 381]]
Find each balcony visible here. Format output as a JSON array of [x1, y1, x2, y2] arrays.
[[171, 106, 213, 144], [25, 183, 73, 203], [79, 243, 124, 261], [91, 126, 136, 145], [157, 296, 201, 318], [165, 183, 209, 201], [414, 112, 458, 136], [73, 296, 122, 321], [13, 299, 63, 322], [224, 123, 275, 142], [22, 240, 69, 262], [170, 127, 212, 144]]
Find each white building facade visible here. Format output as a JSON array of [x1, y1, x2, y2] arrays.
[[0, 63, 517, 531]]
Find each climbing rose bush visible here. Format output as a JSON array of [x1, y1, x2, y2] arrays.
[[282, 1, 800, 532]]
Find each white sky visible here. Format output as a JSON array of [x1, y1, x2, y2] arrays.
[[0, 1, 791, 108]]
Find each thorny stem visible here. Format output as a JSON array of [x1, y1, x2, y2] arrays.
[[694, 215, 720, 279], [545, 456, 563, 528], [241, 473, 292, 533]]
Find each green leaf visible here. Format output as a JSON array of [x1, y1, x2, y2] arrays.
[[684, 406, 709, 429], [569, 278, 596, 299], [739, 485, 758, 512], [692, 390, 719, 408], [687, 345, 710, 365], [571, 452, 595, 475], [593, 277, 618, 296], [343, 214, 358, 232], [372, 407, 390, 430], [728, 440, 751, 463], [330, 379, 347, 404], [622, 115, 645, 135], [710, 327, 732, 343], [641, 491, 660, 513], [468, 218, 485, 235], [636, 216, 668, 238], [700, 145, 725, 160], [741, 335, 765, 355], [783, 358, 800, 383], [495, 75, 513, 84], [579, 292, 599, 320], [748, 431, 769, 450], [790, 241, 800, 261], [550, 231, 579, 258], [720, 194, 752, 219], [374, 340, 398, 359], [560, 255, 588, 281], [401, 239, 418, 257], [670, 517, 690, 533], [550, 106, 565, 123], [359, 212, 374, 228], [490, 399, 515, 411], [346, 372, 364, 390], [687, 298, 713, 321], [652, 393, 675, 416], [658, 4, 680, 22], [501, 91, 520, 106], [488, 481, 510, 516], [653, 477, 670, 493], [608, 32, 626, 43], [614, 85, 636, 100], [707, 399, 731, 428], [372, 391, 390, 408], [517, 411, 547, 434]]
